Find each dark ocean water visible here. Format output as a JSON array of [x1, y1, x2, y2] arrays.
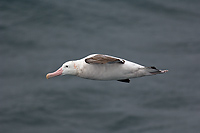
[[1, 0, 200, 133]]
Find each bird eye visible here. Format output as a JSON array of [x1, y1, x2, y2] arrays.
[[66, 65, 68, 68]]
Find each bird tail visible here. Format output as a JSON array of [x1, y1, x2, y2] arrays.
[[146, 66, 168, 75]]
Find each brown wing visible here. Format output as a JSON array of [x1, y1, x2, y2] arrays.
[[85, 54, 125, 64]]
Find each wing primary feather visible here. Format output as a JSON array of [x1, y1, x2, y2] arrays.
[[85, 54, 125, 64], [117, 79, 130, 83]]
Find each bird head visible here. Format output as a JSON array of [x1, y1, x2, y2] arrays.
[[46, 61, 77, 79]]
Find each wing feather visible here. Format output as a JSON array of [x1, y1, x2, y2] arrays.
[[85, 54, 125, 64]]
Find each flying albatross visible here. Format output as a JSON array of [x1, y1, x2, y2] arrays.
[[46, 54, 168, 83]]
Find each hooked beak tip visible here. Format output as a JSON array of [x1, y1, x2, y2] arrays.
[[46, 74, 50, 79], [46, 67, 63, 79]]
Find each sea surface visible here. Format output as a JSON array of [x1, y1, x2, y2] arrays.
[[1, 0, 200, 133]]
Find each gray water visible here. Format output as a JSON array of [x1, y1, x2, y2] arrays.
[[1, 0, 200, 133]]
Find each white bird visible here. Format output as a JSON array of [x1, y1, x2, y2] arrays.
[[46, 54, 168, 83]]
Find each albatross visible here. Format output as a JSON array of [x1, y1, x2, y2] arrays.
[[46, 54, 168, 83]]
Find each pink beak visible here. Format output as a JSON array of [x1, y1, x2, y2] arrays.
[[46, 67, 63, 79]]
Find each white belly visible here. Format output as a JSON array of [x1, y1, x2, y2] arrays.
[[78, 60, 144, 80]]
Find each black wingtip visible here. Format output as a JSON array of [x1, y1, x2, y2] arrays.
[[150, 66, 157, 70], [117, 79, 130, 83]]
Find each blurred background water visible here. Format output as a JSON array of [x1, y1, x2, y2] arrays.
[[1, 0, 200, 133]]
